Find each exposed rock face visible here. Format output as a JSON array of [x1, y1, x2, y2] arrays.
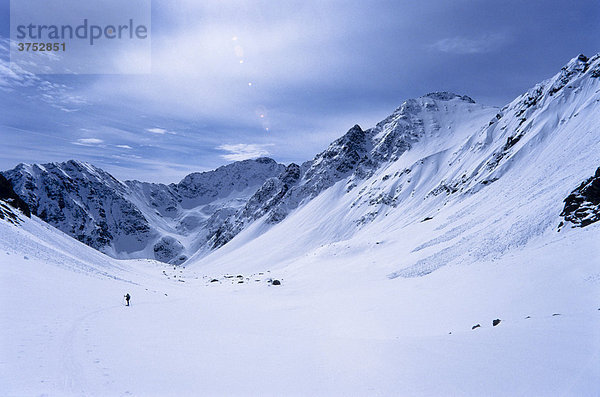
[[424, 92, 475, 103], [560, 167, 600, 228], [0, 173, 30, 223], [210, 163, 303, 248]]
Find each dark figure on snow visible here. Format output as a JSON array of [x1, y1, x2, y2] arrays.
[[124, 293, 130, 306]]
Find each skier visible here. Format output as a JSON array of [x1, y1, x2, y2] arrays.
[[124, 293, 131, 306]]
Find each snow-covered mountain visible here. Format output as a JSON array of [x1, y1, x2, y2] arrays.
[[208, 92, 496, 249], [3, 54, 600, 271], [2, 158, 284, 263], [206, 54, 600, 257], [192, 53, 600, 274]]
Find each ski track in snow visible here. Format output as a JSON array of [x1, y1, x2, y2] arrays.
[[61, 303, 135, 395]]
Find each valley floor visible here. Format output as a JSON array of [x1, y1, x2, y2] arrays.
[[1, 217, 599, 396]]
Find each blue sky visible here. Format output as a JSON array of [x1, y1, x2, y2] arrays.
[[0, 0, 599, 182]]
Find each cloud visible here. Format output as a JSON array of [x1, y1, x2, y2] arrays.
[[0, 39, 87, 112], [146, 127, 167, 134], [37, 80, 88, 111], [115, 144, 133, 149], [216, 143, 273, 161], [73, 138, 104, 146], [91, 0, 384, 122], [146, 127, 177, 135], [0, 39, 42, 91], [101, 156, 212, 184], [431, 33, 510, 55]]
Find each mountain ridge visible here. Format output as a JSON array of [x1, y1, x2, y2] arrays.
[[2, 157, 286, 263]]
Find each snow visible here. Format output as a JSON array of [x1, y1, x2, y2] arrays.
[[1, 210, 599, 396]]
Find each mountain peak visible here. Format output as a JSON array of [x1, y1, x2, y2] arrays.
[[422, 92, 475, 103], [561, 53, 592, 73], [513, 52, 600, 112], [11, 160, 104, 177], [253, 157, 277, 164], [62, 159, 105, 174]]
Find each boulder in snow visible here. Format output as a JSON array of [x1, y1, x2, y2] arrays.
[[153, 236, 185, 263]]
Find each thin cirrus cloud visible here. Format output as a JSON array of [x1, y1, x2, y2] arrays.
[[146, 127, 177, 135], [73, 138, 104, 146], [146, 127, 167, 134], [431, 33, 511, 55], [217, 143, 274, 161]]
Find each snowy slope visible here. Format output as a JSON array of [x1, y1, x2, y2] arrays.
[[1, 181, 599, 396]]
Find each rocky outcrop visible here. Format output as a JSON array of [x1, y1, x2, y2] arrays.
[[0, 173, 30, 220], [560, 167, 600, 228], [153, 236, 186, 265]]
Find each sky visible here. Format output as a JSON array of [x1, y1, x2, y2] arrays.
[[0, 0, 599, 183]]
